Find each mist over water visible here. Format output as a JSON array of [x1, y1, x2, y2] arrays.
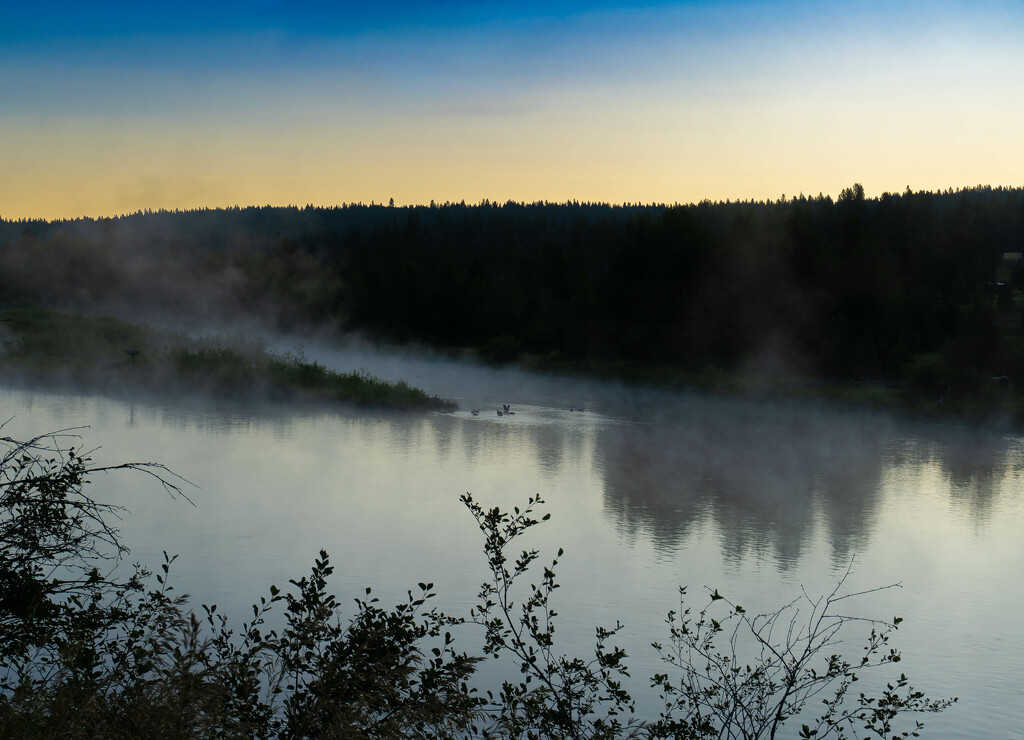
[[3, 341, 1022, 738]]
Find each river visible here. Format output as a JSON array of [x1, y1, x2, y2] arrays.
[[2, 342, 1022, 738]]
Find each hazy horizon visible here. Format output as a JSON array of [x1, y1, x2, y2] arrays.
[[0, 185, 1014, 224], [4, 0, 1023, 221]]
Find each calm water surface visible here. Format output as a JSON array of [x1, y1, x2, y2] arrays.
[[3, 346, 1022, 738]]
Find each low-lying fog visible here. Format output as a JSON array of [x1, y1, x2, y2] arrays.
[[4, 331, 1022, 738]]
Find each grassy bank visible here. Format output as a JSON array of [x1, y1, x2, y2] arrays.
[[0, 307, 456, 411]]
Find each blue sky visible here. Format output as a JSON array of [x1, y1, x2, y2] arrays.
[[3, 1, 1022, 218]]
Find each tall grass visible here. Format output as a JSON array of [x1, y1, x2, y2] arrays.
[[0, 307, 455, 411]]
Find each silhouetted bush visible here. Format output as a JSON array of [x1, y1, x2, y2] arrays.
[[0, 428, 957, 738]]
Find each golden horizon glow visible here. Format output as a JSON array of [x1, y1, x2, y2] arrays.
[[3, 1, 1023, 221]]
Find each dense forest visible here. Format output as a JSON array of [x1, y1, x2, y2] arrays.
[[3, 185, 1024, 414]]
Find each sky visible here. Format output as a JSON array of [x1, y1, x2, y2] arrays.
[[2, 0, 1023, 219]]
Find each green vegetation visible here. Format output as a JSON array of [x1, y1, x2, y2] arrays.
[[4, 186, 1024, 423], [0, 428, 955, 738], [0, 308, 455, 411]]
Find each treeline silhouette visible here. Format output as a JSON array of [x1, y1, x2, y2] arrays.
[[3, 186, 1024, 405]]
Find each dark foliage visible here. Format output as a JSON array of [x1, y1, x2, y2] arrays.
[[8, 188, 1024, 411], [0, 429, 954, 738], [4, 187, 1024, 411]]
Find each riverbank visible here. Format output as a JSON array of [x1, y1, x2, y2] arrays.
[[0, 308, 456, 412], [505, 350, 1024, 429]]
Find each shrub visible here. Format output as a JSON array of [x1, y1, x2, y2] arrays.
[[1, 427, 955, 738]]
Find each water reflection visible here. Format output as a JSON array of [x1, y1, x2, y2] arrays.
[[3, 382, 1023, 739], [933, 431, 1016, 522], [528, 421, 567, 478], [9, 382, 1020, 550], [595, 400, 893, 570]]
